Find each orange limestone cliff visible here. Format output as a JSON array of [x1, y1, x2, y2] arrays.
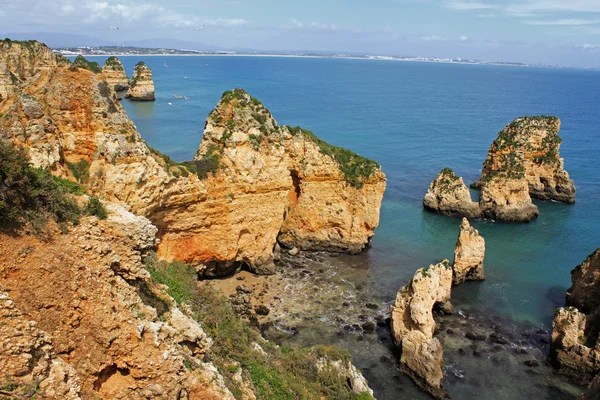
[[0, 40, 386, 277]]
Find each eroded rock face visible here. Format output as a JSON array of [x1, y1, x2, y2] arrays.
[[452, 218, 485, 284], [0, 290, 82, 399], [126, 62, 155, 101], [474, 116, 575, 203], [423, 168, 481, 218], [424, 117, 574, 223], [0, 208, 234, 400], [551, 249, 600, 386], [390, 261, 453, 398], [0, 42, 385, 277], [101, 56, 129, 91], [479, 176, 539, 222]]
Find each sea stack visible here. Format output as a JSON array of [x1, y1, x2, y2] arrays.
[[126, 61, 155, 101], [101, 56, 129, 92], [423, 168, 481, 218], [452, 218, 485, 284], [473, 116, 575, 203], [390, 260, 453, 399], [423, 116, 574, 222], [551, 249, 600, 386]]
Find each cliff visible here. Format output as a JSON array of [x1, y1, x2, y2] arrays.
[[126, 61, 155, 101], [424, 117, 573, 222], [101, 56, 129, 91], [551, 249, 600, 387], [0, 48, 385, 277]]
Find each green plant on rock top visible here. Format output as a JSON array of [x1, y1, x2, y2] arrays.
[[72, 55, 102, 74]]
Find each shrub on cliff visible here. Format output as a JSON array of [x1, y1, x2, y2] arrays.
[[0, 141, 80, 231], [145, 257, 373, 400], [72, 55, 102, 74], [66, 159, 90, 183], [83, 196, 107, 220]]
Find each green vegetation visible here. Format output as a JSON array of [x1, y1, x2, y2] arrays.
[[130, 62, 147, 87], [0, 141, 81, 231], [83, 196, 107, 220], [249, 133, 263, 150], [65, 159, 90, 184], [52, 176, 85, 195], [0, 377, 41, 398], [181, 143, 223, 179], [288, 126, 379, 189], [144, 258, 373, 400], [72, 55, 102, 74], [435, 168, 465, 195], [104, 56, 123, 68]]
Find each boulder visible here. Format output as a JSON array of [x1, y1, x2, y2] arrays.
[[423, 168, 481, 218]]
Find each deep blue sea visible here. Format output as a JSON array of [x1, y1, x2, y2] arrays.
[[90, 55, 600, 399]]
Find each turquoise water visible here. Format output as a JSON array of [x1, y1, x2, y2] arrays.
[[93, 56, 599, 398]]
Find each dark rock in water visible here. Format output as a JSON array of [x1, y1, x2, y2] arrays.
[[375, 315, 387, 326], [458, 348, 465, 355], [254, 305, 270, 316], [446, 329, 455, 335], [489, 332, 510, 345], [516, 348, 528, 355], [342, 302, 351, 307], [539, 337, 549, 344], [362, 320, 376, 333], [365, 303, 379, 310], [536, 329, 549, 335], [473, 350, 483, 357], [466, 332, 487, 341], [437, 301, 455, 315], [380, 355, 392, 364], [356, 335, 364, 341], [524, 360, 540, 367]]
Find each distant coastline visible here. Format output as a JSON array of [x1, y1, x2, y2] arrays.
[[55, 46, 596, 71]]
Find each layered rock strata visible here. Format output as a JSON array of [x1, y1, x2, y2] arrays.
[[0, 205, 235, 399], [101, 56, 129, 91], [473, 116, 575, 203], [126, 61, 155, 101], [390, 261, 453, 398], [452, 218, 485, 284], [551, 249, 600, 387], [424, 117, 573, 222], [0, 43, 385, 277]]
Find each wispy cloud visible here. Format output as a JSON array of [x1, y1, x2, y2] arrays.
[[445, 1, 497, 11], [577, 43, 600, 49], [525, 19, 600, 26], [459, 35, 469, 41], [420, 35, 447, 41]]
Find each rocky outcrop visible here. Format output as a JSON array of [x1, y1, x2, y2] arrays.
[[473, 116, 575, 203], [0, 42, 385, 276], [582, 374, 600, 400], [479, 176, 539, 222], [551, 249, 600, 386], [101, 56, 129, 91], [390, 261, 453, 398], [424, 117, 573, 222], [452, 218, 485, 284], [126, 62, 155, 101], [423, 168, 481, 218], [314, 352, 374, 397], [0, 207, 235, 400], [0, 290, 82, 399]]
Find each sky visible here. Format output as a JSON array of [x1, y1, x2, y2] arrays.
[[1, 0, 600, 67]]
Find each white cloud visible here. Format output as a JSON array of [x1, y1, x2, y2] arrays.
[[525, 19, 600, 26], [421, 35, 447, 41], [477, 13, 496, 18], [578, 43, 600, 49], [459, 35, 469, 41], [445, 1, 498, 11]]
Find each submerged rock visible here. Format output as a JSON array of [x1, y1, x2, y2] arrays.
[[452, 218, 485, 284], [101, 56, 129, 91], [390, 261, 453, 398], [423, 168, 481, 218], [551, 249, 600, 386], [126, 61, 155, 101]]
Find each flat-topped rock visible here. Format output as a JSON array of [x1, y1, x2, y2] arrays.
[[126, 61, 155, 101], [473, 116, 575, 203]]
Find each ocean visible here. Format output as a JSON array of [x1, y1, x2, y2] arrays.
[[91, 55, 600, 399]]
